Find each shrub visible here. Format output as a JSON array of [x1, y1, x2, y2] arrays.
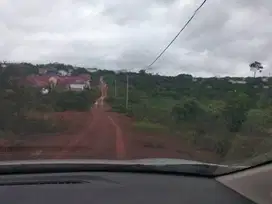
[[223, 93, 251, 132], [48, 90, 97, 112], [171, 97, 205, 123], [243, 108, 272, 133], [132, 121, 168, 132]]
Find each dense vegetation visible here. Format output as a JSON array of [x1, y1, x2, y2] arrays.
[[1, 62, 272, 163], [0, 62, 98, 139], [99, 69, 272, 163]]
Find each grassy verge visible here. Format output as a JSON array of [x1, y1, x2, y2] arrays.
[[132, 120, 168, 133]]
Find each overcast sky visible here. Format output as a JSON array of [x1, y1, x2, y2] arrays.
[[0, 0, 271, 77]]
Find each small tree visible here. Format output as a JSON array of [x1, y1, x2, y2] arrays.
[[250, 61, 263, 78], [171, 97, 204, 123], [223, 93, 250, 132], [139, 69, 146, 75], [72, 68, 89, 76]]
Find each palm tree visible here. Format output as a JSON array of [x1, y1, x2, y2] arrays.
[[249, 61, 264, 78]]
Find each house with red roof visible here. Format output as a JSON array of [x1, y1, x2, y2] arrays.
[[21, 74, 91, 92]]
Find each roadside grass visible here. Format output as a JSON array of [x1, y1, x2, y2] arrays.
[[147, 97, 178, 110], [222, 135, 272, 165], [132, 120, 168, 133]]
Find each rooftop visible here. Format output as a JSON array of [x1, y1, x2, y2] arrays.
[[21, 74, 91, 87]]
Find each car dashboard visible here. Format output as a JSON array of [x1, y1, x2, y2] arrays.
[[0, 171, 256, 204]]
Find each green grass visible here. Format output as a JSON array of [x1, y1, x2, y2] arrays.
[[147, 97, 178, 110], [132, 120, 168, 133]]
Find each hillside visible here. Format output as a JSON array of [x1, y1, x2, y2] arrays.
[[99, 69, 272, 163], [1, 62, 272, 163]]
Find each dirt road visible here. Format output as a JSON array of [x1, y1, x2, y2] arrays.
[[0, 81, 219, 163], [53, 98, 126, 160], [26, 83, 129, 160]]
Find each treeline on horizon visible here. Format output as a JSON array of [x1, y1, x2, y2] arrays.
[[0, 61, 269, 78]]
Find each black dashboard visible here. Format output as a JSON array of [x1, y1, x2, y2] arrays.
[[0, 172, 256, 204]]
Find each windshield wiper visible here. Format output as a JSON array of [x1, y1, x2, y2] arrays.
[[0, 159, 248, 177]]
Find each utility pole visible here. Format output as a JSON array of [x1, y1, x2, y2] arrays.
[[126, 74, 129, 109], [114, 79, 117, 97], [99, 76, 105, 107]]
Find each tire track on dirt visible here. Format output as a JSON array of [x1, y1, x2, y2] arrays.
[[54, 108, 98, 159], [108, 116, 126, 159], [78, 108, 116, 159], [53, 96, 104, 159], [52, 93, 119, 159]]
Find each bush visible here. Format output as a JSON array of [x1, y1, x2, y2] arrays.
[[205, 100, 226, 119], [0, 85, 98, 137], [243, 108, 272, 133], [223, 93, 251, 132], [132, 121, 168, 132], [8, 115, 66, 136], [171, 97, 205, 123], [47, 90, 97, 112], [111, 104, 127, 114]]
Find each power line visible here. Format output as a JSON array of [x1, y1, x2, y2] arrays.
[[147, 0, 208, 69]]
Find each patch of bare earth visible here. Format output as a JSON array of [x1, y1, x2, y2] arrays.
[[105, 109, 220, 163], [0, 111, 94, 160]]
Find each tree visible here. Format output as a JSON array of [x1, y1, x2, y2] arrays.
[[139, 69, 146, 75], [72, 68, 90, 76], [223, 93, 251, 132], [250, 61, 263, 78], [171, 97, 204, 123]]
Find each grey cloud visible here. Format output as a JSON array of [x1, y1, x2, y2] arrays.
[[0, 0, 272, 77]]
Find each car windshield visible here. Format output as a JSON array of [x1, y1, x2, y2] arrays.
[[0, 0, 271, 175]]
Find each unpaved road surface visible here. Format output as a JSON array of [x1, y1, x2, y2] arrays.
[[0, 87, 219, 163]]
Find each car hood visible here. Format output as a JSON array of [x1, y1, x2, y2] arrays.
[[0, 158, 249, 176], [0, 158, 205, 166]]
